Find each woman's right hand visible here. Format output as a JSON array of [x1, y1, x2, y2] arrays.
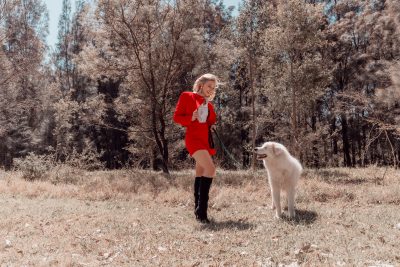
[[192, 109, 199, 121]]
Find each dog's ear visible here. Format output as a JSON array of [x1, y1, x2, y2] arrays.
[[272, 144, 283, 156]]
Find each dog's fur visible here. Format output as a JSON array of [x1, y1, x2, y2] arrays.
[[254, 142, 303, 219]]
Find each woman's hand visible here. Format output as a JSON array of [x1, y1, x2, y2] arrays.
[[210, 125, 216, 131], [192, 109, 199, 121]]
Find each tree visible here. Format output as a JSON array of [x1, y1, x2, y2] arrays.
[[261, 0, 331, 163], [230, 0, 268, 169], [55, 0, 72, 92], [369, 0, 400, 167], [52, 0, 106, 165], [77, 0, 235, 173], [0, 0, 48, 168], [325, 0, 399, 167]]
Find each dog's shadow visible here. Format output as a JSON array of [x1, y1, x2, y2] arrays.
[[199, 209, 317, 230], [200, 219, 255, 231], [282, 209, 318, 225]]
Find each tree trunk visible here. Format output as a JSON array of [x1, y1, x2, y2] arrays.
[[290, 61, 298, 158], [370, 141, 375, 164], [151, 104, 169, 174], [241, 128, 250, 168], [152, 146, 158, 170], [362, 123, 367, 166], [341, 114, 351, 167], [384, 130, 397, 168], [323, 137, 328, 167], [159, 115, 169, 174], [356, 116, 362, 167], [249, 49, 256, 170], [311, 114, 319, 168], [331, 116, 338, 166]]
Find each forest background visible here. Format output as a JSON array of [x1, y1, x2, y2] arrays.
[[1, 0, 399, 174]]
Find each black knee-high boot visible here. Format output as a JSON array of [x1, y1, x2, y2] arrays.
[[194, 177, 201, 218], [195, 176, 213, 223]]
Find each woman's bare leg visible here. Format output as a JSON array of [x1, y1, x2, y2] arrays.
[[195, 161, 205, 177], [192, 150, 215, 223], [192, 150, 216, 178]]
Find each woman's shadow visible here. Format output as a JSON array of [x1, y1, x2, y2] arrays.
[[200, 219, 255, 231]]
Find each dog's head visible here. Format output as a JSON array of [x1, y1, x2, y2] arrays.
[[254, 142, 285, 160]]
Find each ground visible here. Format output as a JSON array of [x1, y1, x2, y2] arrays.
[[0, 167, 399, 266]]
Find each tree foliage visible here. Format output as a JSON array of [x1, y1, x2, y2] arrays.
[[1, 0, 399, 171]]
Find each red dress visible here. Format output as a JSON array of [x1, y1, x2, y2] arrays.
[[173, 92, 216, 156]]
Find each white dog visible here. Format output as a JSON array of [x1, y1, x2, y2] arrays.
[[254, 142, 303, 219]]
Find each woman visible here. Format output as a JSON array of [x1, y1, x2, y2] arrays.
[[173, 73, 218, 224]]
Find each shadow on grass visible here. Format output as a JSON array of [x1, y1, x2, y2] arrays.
[[314, 169, 368, 185], [200, 220, 255, 231], [282, 209, 318, 225], [315, 169, 349, 178], [324, 177, 368, 185]]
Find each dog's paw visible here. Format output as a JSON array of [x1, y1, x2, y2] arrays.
[[288, 209, 296, 219], [274, 213, 282, 220]]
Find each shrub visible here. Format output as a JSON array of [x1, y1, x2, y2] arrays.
[[13, 153, 53, 181]]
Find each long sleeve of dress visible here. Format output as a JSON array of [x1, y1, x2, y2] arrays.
[[173, 93, 193, 127]]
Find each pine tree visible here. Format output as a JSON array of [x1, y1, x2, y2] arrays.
[[324, 0, 399, 167], [52, 0, 109, 167], [0, 0, 48, 168], [55, 0, 72, 92], [231, 0, 268, 169], [261, 0, 331, 164]]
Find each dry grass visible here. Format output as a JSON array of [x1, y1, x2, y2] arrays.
[[0, 167, 399, 266]]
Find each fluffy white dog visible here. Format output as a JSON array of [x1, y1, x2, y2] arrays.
[[254, 142, 303, 219]]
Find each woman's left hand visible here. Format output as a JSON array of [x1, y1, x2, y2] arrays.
[[210, 125, 216, 132]]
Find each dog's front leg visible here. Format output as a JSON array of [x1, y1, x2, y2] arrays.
[[271, 183, 281, 219], [287, 188, 296, 219], [268, 175, 276, 210]]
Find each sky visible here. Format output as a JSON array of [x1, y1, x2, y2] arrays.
[[44, 0, 77, 49], [43, 0, 241, 49]]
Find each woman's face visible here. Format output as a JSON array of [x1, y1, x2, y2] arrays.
[[200, 80, 216, 98]]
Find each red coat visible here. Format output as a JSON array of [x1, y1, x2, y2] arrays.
[[173, 92, 216, 156]]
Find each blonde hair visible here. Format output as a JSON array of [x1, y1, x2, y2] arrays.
[[192, 73, 219, 101]]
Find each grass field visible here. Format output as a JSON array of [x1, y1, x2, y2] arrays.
[[0, 167, 399, 266]]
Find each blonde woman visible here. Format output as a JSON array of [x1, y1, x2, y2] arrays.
[[173, 73, 218, 223]]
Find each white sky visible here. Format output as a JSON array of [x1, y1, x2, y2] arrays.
[[43, 0, 241, 49]]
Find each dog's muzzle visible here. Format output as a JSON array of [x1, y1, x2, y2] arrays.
[[256, 154, 267, 160], [254, 148, 267, 160]]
